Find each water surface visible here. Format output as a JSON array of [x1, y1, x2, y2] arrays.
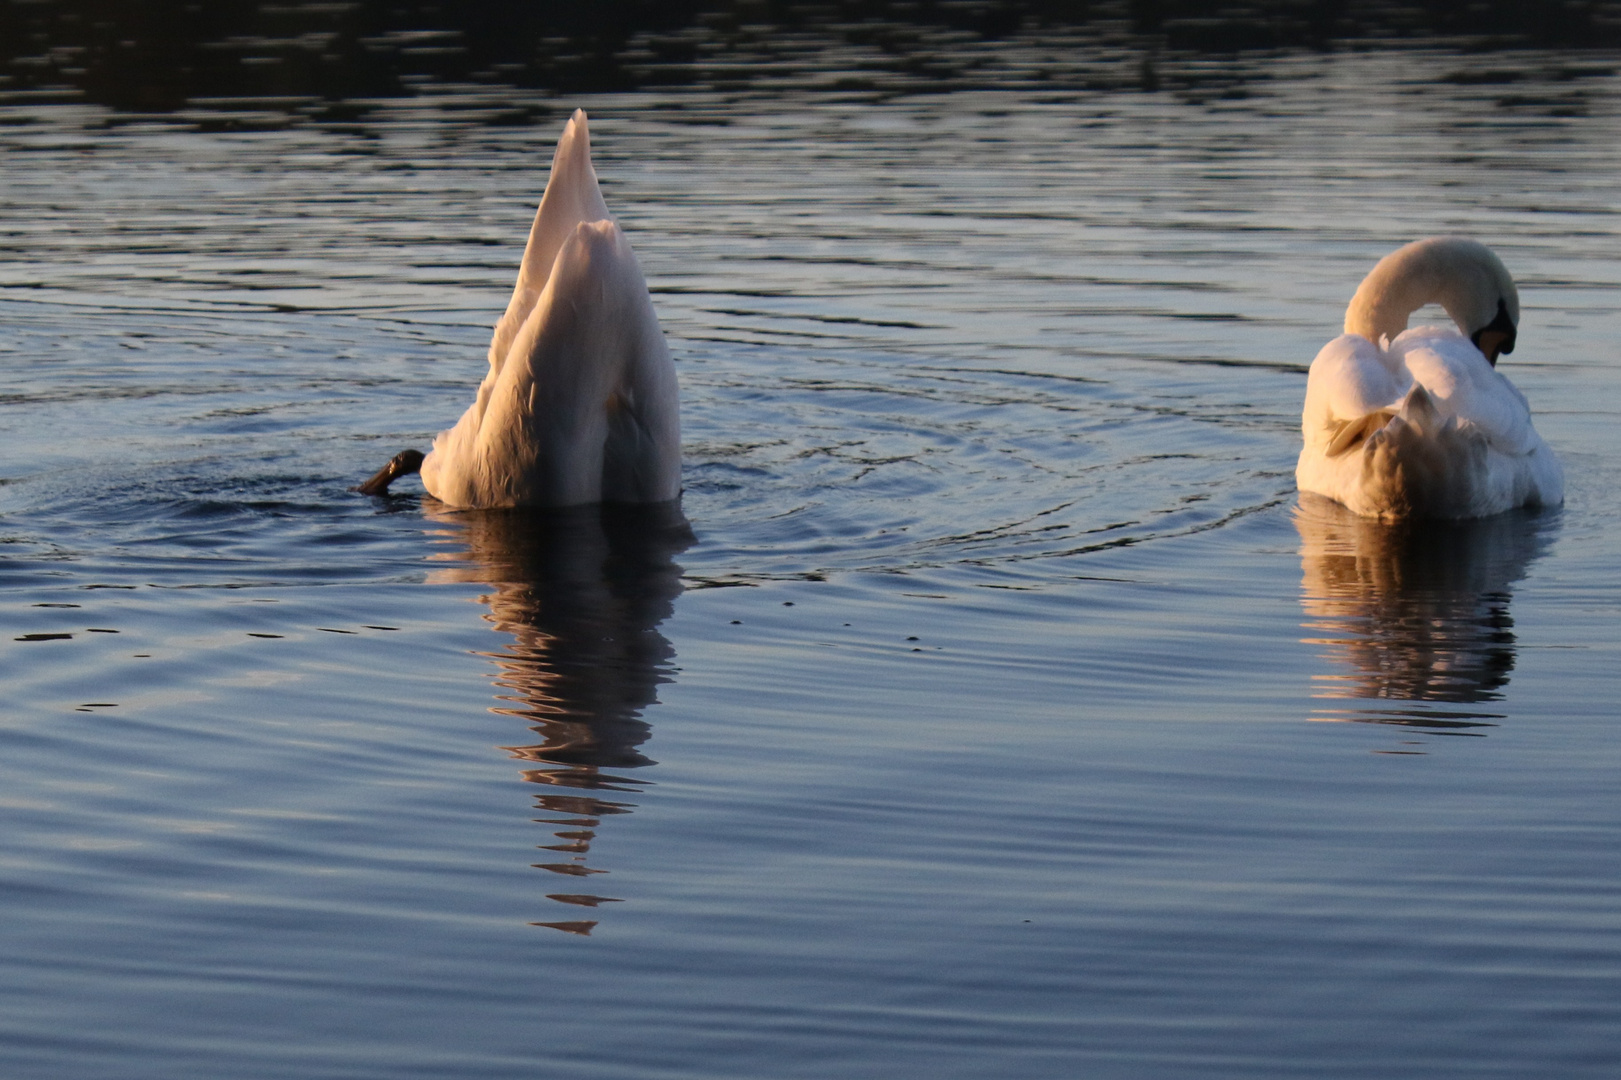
[[2, 47, 1620, 1078]]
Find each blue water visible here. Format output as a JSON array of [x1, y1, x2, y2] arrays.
[[2, 48, 1620, 1078]]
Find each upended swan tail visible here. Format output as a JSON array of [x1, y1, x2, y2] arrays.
[[418, 219, 680, 509]]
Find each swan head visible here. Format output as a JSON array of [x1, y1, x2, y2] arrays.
[[1470, 297, 1516, 366], [1343, 237, 1520, 366]]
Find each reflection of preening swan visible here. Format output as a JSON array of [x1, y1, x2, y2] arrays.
[[1296, 238, 1562, 519], [360, 110, 680, 507], [1296, 496, 1554, 724], [427, 502, 692, 931]]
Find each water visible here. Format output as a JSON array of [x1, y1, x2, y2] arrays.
[[2, 47, 1621, 1078]]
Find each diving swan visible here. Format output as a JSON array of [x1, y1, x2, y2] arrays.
[[359, 110, 680, 507], [1295, 237, 1562, 519]]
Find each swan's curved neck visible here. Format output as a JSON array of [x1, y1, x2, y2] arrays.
[[1343, 237, 1517, 351]]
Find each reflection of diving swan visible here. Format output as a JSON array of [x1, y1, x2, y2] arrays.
[[1296, 495, 1554, 722], [427, 502, 692, 932], [359, 110, 680, 507], [1296, 238, 1562, 519]]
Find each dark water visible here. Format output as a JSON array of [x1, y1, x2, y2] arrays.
[[2, 44, 1620, 1078], [7, 1, 1618, 112]]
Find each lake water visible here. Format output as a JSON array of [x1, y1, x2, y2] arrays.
[[2, 46, 1620, 1079]]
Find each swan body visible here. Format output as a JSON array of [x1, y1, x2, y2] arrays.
[[361, 109, 679, 507], [1295, 238, 1562, 519]]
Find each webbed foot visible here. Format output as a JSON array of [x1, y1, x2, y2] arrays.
[[355, 449, 425, 496]]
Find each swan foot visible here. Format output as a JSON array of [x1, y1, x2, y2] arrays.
[[355, 449, 425, 496]]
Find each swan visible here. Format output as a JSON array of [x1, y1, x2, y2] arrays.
[[358, 109, 680, 507], [1295, 237, 1563, 519]]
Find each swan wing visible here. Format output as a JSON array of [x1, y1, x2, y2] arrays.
[[1389, 328, 1539, 455], [1300, 333, 1409, 456]]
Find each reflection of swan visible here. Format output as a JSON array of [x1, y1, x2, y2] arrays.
[[427, 502, 692, 932], [1296, 238, 1562, 519], [1296, 495, 1555, 732], [360, 110, 680, 507]]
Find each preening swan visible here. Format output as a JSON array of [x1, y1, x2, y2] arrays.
[[1295, 237, 1563, 519], [358, 109, 680, 507]]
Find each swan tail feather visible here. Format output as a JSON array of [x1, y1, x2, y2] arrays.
[[1357, 387, 1486, 518], [487, 109, 612, 379], [1325, 409, 1396, 458]]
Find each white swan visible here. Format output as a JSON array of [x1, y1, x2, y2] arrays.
[[359, 109, 680, 507], [1295, 237, 1563, 519]]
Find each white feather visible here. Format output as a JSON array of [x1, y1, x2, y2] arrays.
[[419, 110, 680, 509], [1295, 241, 1562, 519]]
